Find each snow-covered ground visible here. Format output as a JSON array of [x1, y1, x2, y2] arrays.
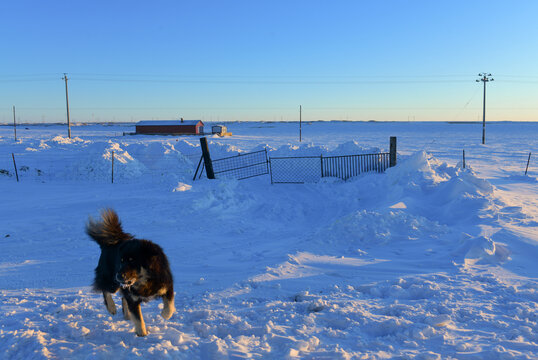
[[0, 121, 537, 359]]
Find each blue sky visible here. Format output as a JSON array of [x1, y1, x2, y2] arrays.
[[1, 0, 537, 123]]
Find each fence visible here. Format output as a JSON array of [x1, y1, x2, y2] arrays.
[[194, 136, 398, 183], [2, 150, 202, 184], [194, 149, 270, 180], [269, 156, 322, 184], [269, 153, 391, 184], [323, 153, 390, 179], [2, 137, 401, 184]]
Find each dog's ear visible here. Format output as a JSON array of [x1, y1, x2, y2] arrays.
[[148, 255, 162, 273], [139, 241, 163, 270]]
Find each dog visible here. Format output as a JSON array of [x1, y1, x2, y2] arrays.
[[86, 209, 175, 336]]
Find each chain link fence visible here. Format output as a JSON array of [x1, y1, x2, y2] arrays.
[[269, 156, 322, 184]]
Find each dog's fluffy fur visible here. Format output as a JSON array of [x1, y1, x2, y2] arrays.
[[86, 209, 175, 336]]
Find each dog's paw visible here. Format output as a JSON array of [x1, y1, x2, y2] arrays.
[[135, 328, 148, 337], [136, 327, 148, 337], [104, 292, 117, 315], [161, 305, 175, 320], [105, 300, 117, 315], [122, 298, 131, 320], [107, 305, 117, 315]]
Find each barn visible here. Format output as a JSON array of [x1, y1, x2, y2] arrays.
[[135, 119, 204, 135]]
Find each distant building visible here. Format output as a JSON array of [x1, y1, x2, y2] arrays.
[[211, 124, 232, 136], [135, 119, 204, 135]]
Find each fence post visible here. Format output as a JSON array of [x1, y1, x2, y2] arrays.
[[264, 148, 270, 175], [269, 158, 274, 185], [199, 137, 215, 179], [389, 136, 397, 167], [525, 152, 532, 175], [463, 149, 466, 169], [320, 154, 324, 178], [193, 155, 204, 181], [111, 151, 114, 184], [11, 153, 19, 182], [13, 105, 17, 141]]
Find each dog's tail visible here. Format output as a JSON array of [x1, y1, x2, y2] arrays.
[[86, 209, 133, 247]]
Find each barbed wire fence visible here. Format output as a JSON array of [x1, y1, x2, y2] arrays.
[[1, 150, 203, 184]]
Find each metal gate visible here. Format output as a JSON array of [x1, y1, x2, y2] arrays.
[[194, 149, 269, 180], [269, 153, 391, 184]]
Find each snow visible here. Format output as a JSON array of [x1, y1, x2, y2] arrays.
[[0, 121, 537, 359]]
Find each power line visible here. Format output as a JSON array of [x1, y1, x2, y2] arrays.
[[2, 72, 538, 84], [71, 78, 471, 84], [0, 73, 478, 83], [7, 106, 536, 111], [68, 72, 479, 79], [0, 78, 60, 82]]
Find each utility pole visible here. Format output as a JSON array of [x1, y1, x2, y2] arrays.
[[476, 73, 494, 144], [13, 105, 17, 141], [63, 73, 71, 138], [299, 105, 302, 142]]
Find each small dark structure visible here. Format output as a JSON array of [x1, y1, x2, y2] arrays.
[[211, 124, 232, 137], [136, 119, 204, 135]]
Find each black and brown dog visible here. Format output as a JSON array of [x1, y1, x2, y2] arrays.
[[86, 209, 175, 336]]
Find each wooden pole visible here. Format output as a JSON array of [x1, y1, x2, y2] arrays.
[[299, 105, 302, 142], [482, 78, 486, 145], [463, 149, 466, 169], [12, 153, 19, 182], [111, 151, 114, 184], [477, 74, 493, 145], [63, 73, 71, 139], [525, 152, 532, 175], [389, 136, 397, 167], [13, 106, 17, 141], [199, 137, 215, 179]]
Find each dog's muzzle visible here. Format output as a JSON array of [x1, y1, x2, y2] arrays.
[[115, 273, 135, 289]]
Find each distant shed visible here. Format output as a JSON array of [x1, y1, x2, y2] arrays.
[[212, 124, 232, 137], [136, 120, 204, 135]]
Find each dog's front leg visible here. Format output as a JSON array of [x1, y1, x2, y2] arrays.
[[126, 299, 147, 337], [161, 289, 175, 320], [103, 291, 117, 315], [121, 297, 131, 320]]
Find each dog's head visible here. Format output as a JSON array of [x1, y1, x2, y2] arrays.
[[114, 239, 165, 290], [115, 241, 147, 289]]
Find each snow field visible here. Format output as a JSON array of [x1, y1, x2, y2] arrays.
[[0, 122, 537, 359]]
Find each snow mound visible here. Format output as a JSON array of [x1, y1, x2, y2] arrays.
[[266, 141, 380, 158], [332, 140, 380, 155], [316, 209, 446, 249], [125, 141, 195, 182], [454, 235, 511, 265], [206, 141, 246, 158], [51, 135, 86, 144], [387, 151, 454, 187], [102, 142, 145, 179], [192, 180, 256, 218], [173, 182, 192, 192]]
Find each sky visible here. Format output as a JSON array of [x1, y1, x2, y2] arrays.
[[1, 0, 538, 123]]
